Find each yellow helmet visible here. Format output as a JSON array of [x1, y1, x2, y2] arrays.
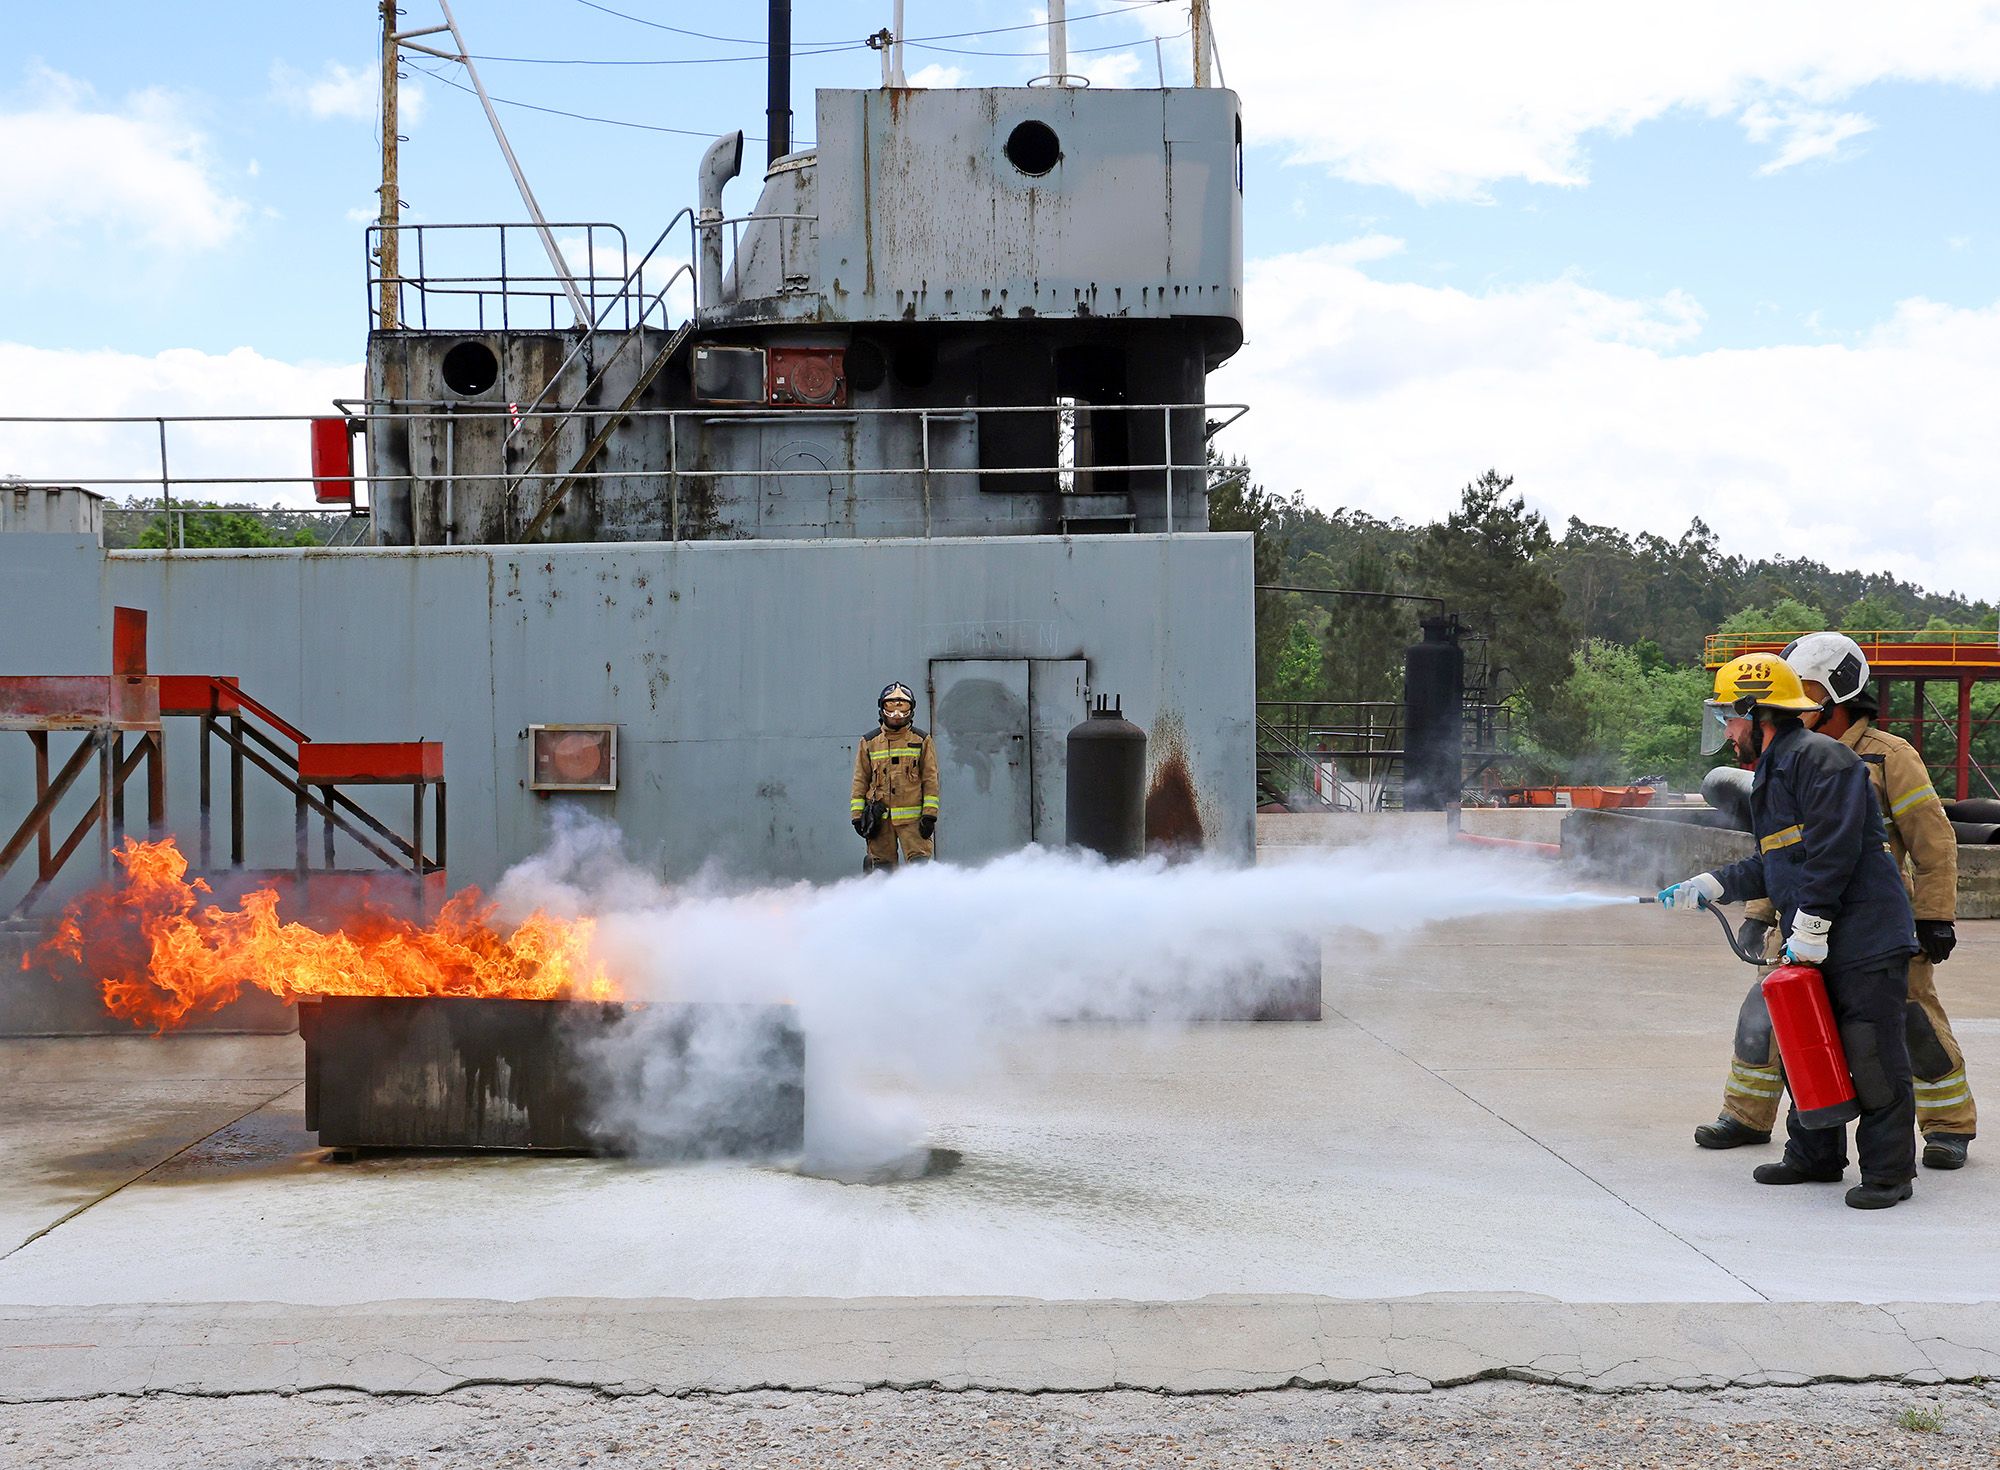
[[1701, 654, 1821, 753]]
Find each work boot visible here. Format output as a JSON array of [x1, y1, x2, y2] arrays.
[[1922, 1133, 1971, 1171], [1845, 1180, 1914, 1210], [1753, 1159, 1844, 1185], [1695, 1115, 1772, 1150]]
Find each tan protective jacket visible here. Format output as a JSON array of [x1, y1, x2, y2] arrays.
[[1839, 717, 1956, 921], [851, 725, 941, 824], [1740, 715, 1956, 935]]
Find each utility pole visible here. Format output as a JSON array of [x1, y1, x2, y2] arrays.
[[377, 0, 399, 329], [1191, 0, 1210, 87]]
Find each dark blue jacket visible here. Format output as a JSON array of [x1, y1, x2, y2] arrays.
[[1711, 723, 1916, 969]]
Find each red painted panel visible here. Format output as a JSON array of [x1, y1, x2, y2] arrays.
[[156, 675, 242, 716], [297, 740, 444, 783], [311, 417, 355, 504]]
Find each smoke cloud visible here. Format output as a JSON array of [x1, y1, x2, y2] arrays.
[[497, 812, 1626, 1179]]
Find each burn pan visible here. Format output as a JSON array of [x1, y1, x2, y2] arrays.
[[299, 996, 804, 1156]]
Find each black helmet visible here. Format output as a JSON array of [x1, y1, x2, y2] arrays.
[[878, 681, 915, 727]]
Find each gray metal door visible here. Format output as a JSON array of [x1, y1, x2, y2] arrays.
[[1029, 659, 1089, 843], [928, 659, 1031, 863]]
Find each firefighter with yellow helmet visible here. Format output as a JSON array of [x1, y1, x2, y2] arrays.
[[1660, 653, 1920, 1208], [1693, 633, 1974, 1169], [850, 681, 940, 872]]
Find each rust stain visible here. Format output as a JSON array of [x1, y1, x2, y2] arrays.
[[1144, 716, 1204, 856]]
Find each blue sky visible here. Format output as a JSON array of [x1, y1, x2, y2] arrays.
[[3, 2, 1999, 593]]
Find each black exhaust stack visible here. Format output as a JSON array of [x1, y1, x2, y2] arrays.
[[767, 0, 792, 166]]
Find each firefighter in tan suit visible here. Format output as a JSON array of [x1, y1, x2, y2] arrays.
[[1696, 633, 1974, 1170], [850, 681, 940, 872]]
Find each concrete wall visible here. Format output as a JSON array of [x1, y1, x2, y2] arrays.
[[0, 532, 1253, 910]]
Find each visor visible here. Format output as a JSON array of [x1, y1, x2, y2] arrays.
[[1700, 699, 1742, 756]]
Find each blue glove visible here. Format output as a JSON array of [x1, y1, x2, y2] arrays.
[[1657, 873, 1723, 912], [1784, 912, 1832, 966]]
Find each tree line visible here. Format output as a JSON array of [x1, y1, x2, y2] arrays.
[[1211, 463, 1999, 792]]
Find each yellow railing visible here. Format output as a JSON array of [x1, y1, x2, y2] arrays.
[[1704, 629, 2000, 670]]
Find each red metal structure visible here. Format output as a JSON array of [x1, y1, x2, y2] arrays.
[[2, 607, 446, 918], [1705, 630, 2000, 800], [0, 608, 164, 917]]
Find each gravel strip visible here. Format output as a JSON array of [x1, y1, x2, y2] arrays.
[[4, 1381, 1999, 1468]]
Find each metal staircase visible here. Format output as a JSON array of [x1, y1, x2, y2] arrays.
[[1255, 717, 1341, 811], [516, 317, 696, 541]]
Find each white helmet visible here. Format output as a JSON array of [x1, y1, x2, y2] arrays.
[[1780, 631, 1870, 704]]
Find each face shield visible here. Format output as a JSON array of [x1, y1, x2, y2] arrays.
[[1700, 697, 1752, 756]]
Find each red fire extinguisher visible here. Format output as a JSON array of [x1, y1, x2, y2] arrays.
[[1761, 963, 1860, 1129]]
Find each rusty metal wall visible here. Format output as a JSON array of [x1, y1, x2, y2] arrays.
[[0, 532, 1254, 907]]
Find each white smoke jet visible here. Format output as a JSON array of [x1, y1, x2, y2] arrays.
[[494, 813, 1625, 1178]]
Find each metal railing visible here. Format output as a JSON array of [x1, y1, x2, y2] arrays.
[[0, 401, 1249, 546], [1257, 698, 1519, 811], [1705, 628, 2000, 669], [366, 222, 649, 332]]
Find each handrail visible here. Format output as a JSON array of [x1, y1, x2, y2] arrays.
[[1704, 629, 2000, 669], [504, 208, 698, 447]]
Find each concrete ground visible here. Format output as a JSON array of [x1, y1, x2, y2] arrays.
[[3, 887, 1999, 1443]]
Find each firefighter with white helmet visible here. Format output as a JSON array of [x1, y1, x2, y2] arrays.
[[850, 681, 940, 872], [1659, 652, 1921, 1208], [1693, 633, 1974, 1169]]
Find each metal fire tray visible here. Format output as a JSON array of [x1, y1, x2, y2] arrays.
[[299, 995, 804, 1155]]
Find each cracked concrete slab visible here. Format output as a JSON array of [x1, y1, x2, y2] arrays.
[[3, 1296, 1998, 1402]]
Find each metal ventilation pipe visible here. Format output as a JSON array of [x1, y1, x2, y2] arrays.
[[697, 130, 744, 307], [767, 0, 792, 165]]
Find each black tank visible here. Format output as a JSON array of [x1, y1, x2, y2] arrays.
[[1066, 697, 1147, 860]]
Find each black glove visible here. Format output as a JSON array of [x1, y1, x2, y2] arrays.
[[852, 815, 870, 837], [1916, 919, 1957, 965], [918, 812, 937, 839], [1737, 917, 1773, 960]]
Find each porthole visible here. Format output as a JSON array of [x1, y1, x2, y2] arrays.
[[440, 341, 500, 397], [1004, 120, 1061, 177]]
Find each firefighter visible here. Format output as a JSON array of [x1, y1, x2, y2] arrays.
[[1660, 653, 1920, 1209], [850, 681, 940, 873], [1693, 634, 1973, 1168]]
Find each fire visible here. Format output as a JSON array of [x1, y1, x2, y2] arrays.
[[30, 837, 617, 1030]]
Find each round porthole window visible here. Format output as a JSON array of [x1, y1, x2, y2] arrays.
[[1004, 120, 1061, 177], [440, 340, 500, 397]]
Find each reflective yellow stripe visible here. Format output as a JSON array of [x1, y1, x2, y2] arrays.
[[889, 806, 924, 819], [1890, 784, 1939, 815], [1759, 825, 1804, 853], [850, 799, 866, 812], [869, 748, 926, 760], [922, 796, 940, 808], [1728, 1065, 1783, 1098], [1915, 1071, 1968, 1094], [1918, 1091, 1972, 1111]]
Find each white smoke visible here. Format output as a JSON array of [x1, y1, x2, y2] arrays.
[[496, 813, 1624, 1179]]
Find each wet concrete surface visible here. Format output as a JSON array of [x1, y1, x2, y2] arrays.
[[1, 904, 1994, 1310]]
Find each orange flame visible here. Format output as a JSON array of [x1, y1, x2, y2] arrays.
[[33, 837, 616, 1030]]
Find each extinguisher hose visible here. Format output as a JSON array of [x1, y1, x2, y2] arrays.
[[1708, 901, 1767, 965]]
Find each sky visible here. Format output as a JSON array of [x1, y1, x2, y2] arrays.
[[1, 2, 1997, 598]]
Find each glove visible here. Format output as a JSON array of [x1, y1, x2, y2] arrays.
[[1737, 917, 1773, 959], [1784, 912, 1833, 966], [1916, 919, 1957, 965], [918, 812, 937, 839], [1657, 873, 1723, 912], [852, 815, 870, 837]]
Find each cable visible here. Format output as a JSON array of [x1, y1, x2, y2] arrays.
[[412, 63, 786, 142], [573, 0, 1168, 49], [910, 27, 1187, 59], [463, 42, 863, 67]]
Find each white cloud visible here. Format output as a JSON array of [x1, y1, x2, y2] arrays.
[[0, 66, 247, 250], [1211, 243, 2000, 598], [271, 60, 424, 125], [906, 63, 968, 89], [0, 343, 361, 507], [1740, 101, 1874, 173], [1221, 1, 2000, 198]]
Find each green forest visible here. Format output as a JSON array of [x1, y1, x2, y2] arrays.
[[1212, 463, 2000, 795]]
